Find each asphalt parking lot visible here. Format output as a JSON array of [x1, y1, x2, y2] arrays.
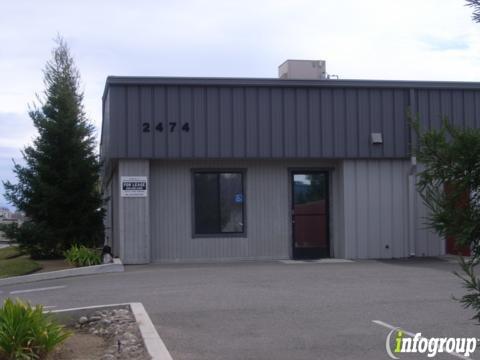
[[0, 257, 477, 359]]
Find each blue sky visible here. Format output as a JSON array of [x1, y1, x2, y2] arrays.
[[1, 0, 480, 209]]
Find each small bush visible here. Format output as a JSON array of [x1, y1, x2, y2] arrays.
[[64, 245, 101, 267], [0, 298, 70, 359]]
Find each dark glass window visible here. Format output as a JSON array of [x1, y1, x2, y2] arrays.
[[194, 172, 245, 235]]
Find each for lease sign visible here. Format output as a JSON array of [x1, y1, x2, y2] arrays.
[[121, 176, 148, 197]]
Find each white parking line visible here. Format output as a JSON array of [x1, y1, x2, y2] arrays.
[[9, 285, 66, 295], [372, 320, 470, 360]]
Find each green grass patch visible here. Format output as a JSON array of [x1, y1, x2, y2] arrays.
[[0, 255, 42, 279], [0, 246, 22, 260]]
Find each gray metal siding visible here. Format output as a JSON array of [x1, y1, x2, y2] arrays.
[[150, 159, 340, 262], [117, 160, 150, 264], [415, 89, 480, 130], [342, 160, 411, 259], [112, 172, 120, 257], [104, 84, 412, 161], [413, 164, 445, 257]]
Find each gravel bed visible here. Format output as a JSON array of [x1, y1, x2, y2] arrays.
[[75, 307, 151, 360]]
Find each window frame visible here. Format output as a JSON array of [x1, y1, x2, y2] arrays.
[[191, 168, 247, 238]]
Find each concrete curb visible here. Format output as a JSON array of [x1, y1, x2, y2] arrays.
[[0, 258, 124, 286], [50, 302, 173, 360], [130, 302, 174, 360]]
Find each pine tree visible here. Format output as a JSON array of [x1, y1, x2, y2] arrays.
[[3, 37, 104, 258]]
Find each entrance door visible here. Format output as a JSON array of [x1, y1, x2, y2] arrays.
[[291, 172, 329, 259]]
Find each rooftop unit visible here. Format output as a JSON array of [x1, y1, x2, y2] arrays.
[[278, 59, 326, 80]]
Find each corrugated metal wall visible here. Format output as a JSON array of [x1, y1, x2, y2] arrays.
[[112, 173, 120, 257], [118, 160, 150, 263], [110, 158, 444, 262], [413, 164, 445, 257], [341, 160, 411, 259], [103, 180, 113, 248], [416, 89, 480, 130], [340, 159, 444, 258], [105, 85, 410, 160], [149, 159, 340, 262]]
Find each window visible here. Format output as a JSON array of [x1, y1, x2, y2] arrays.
[[193, 171, 245, 235]]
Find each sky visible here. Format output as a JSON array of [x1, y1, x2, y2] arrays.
[[1, 0, 480, 209]]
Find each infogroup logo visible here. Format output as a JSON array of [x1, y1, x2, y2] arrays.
[[385, 328, 477, 359]]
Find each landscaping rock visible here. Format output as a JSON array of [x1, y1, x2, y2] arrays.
[[76, 307, 149, 360]]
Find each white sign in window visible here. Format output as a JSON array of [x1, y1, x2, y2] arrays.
[[121, 176, 148, 197]]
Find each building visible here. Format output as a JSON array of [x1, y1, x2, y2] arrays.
[[0, 207, 10, 220], [100, 60, 480, 264]]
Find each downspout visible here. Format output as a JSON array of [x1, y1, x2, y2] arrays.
[[408, 88, 417, 257]]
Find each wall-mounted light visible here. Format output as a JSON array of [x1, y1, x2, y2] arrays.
[[371, 133, 383, 145]]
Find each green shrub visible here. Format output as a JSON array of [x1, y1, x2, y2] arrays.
[[64, 245, 101, 267], [0, 298, 70, 359]]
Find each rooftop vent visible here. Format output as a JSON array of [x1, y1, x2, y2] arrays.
[[278, 60, 326, 80]]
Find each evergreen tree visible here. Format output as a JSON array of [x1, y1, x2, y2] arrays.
[[414, 120, 480, 322], [3, 37, 104, 258]]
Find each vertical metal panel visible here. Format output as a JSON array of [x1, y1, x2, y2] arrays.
[[452, 90, 465, 128], [464, 91, 476, 128], [206, 87, 220, 157], [367, 161, 381, 257], [112, 172, 120, 257], [127, 87, 140, 157], [417, 90, 430, 129], [109, 86, 127, 158], [258, 88, 272, 157], [296, 88, 309, 157], [341, 161, 356, 258], [219, 87, 233, 157], [381, 90, 395, 156], [103, 181, 113, 248], [245, 88, 258, 157], [393, 90, 407, 157], [232, 88, 246, 157], [369, 90, 383, 158], [271, 88, 284, 157], [153, 86, 167, 157], [320, 89, 334, 157], [379, 161, 393, 257], [357, 89, 371, 158], [428, 90, 441, 129], [392, 164, 408, 257], [139, 87, 153, 157], [308, 89, 321, 157], [342, 160, 411, 259], [439, 90, 453, 124], [193, 87, 207, 157], [283, 88, 296, 157], [179, 87, 194, 157], [333, 89, 346, 157], [118, 160, 150, 264], [101, 91, 111, 162], [166, 86, 181, 157], [354, 161, 369, 258], [414, 164, 445, 257], [330, 167, 345, 258], [345, 89, 358, 157], [475, 92, 480, 129]]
